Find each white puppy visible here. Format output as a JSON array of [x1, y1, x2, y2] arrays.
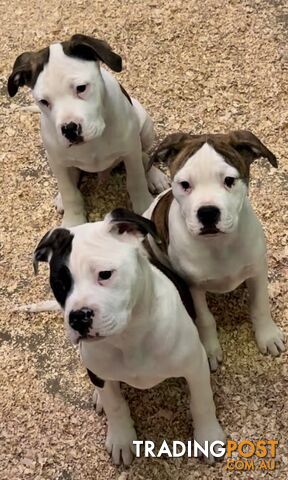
[[32, 209, 225, 465], [8, 34, 169, 226], [144, 130, 285, 371]]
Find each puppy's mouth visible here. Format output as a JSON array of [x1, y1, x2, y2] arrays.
[[77, 333, 105, 344], [68, 136, 85, 147], [200, 226, 222, 236]]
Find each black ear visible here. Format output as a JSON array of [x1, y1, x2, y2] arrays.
[[67, 34, 122, 72], [229, 130, 278, 168], [109, 208, 161, 243], [151, 132, 194, 165], [33, 228, 73, 274], [7, 48, 49, 97]]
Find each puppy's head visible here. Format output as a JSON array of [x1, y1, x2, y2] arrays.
[[152, 130, 277, 236], [8, 34, 122, 147], [33, 210, 158, 345]]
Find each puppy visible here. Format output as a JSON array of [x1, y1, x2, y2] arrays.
[[144, 130, 285, 371], [32, 209, 225, 465], [8, 34, 169, 226]]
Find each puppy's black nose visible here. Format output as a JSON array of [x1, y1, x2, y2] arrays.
[[197, 205, 220, 226], [61, 122, 82, 143], [69, 308, 93, 335]]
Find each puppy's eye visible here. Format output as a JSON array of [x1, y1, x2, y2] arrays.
[[224, 177, 236, 188], [76, 84, 87, 94], [39, 99, 49, 107], [98, 270, 113, 281], [180, 181, 191, 191]]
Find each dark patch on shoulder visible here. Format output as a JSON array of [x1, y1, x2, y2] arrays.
[[119, 83, 132, 104], [149, 252, 196, 320], [34, 228, 74, 308], [86, 369, 105, 388], [150, 190, 174, 254]]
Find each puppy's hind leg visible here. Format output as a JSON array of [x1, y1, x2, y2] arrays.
[[97, 380, 137, 466]]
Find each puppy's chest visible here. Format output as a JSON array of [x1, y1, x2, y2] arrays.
[[80, 343, 167, 389], [62, 143, 122, 172], [196, 264, 256, 292], [173, 252, 257, 293]]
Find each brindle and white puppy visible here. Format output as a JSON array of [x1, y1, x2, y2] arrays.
[[144, 130, 285, 371], [31, 209, 225, 465], [8, 34, 169, 226]]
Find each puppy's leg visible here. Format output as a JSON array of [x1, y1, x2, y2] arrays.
[[185, 345, 226, 463], [53, 167, 80, 214], [142, 152, 170, 194], [49, 159, 86, 227], [247, 262, 285, 356], [124, 143, 153, 214], [190, 287, 223, 372], [97, 381, 137, 466]]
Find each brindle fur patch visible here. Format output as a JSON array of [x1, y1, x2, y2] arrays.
[[152, 130, 277, 182]]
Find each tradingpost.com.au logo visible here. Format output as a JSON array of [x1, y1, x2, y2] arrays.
[[133, 439, 278, 472]]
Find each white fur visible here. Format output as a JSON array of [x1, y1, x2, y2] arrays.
[[145, 143, 285, 370], [21, 219, 225, 465], [32, 43, 169, 225]]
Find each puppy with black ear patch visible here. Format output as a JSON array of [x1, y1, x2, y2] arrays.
[[32, 209, 225, 466], [8, 34, 169, 226], [145, 130, 285, 371]]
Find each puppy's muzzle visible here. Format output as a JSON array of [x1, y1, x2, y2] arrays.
[[69, 308, 94, 335], [61, 122, 83, 144], [197, 205, 221, 234]]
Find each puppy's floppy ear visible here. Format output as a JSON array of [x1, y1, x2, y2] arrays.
[[228, 130, 278, 168], [151, 132, 193, 165], [7, 48, 49, 97], [108, 208, 161, 243], [67, 34, 122, 72], [33, 228, 73, 274]]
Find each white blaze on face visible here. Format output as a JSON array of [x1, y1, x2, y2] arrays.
[[33, 43, 106, 145], [63, 221, 144, 344], [172, 143, 247, 235]]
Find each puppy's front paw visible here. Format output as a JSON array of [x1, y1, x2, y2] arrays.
[[194, 421, 226, 464], [62, 212, 87, 227], [147, 166, 170, 194], [255, 321, 285, 356], [106, 420, 137, 466], [201, 334, 223, 372]]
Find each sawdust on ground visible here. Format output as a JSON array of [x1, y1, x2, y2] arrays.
[[0, 1, 287, 479]]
